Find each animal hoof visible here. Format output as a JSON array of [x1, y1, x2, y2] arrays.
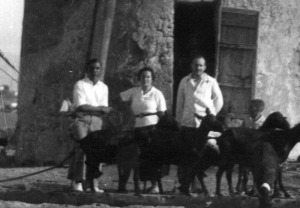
[[134, 191, 142, 196], [191, 188, 204, 194], [203, 191, 213, 197], [203, 190, 210, 196], [134, 188, 142, 196], [117, 188, 128, 193], [178, 187, 190, 196], [247, 189, 257, 196]]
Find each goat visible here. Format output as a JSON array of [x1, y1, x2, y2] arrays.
[[78, 110, 141, 194], [138, 112, 179, 194], [201, 112, 290, 196], [235, 112, 290, 195], [139, 111, 224, 195], [251, 122, 300, 207]]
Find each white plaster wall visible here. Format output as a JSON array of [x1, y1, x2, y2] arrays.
[[223, 0, 300, 160]]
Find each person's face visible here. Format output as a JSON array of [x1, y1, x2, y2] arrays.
[[140, 70, 153, 87], [191, 57, 206, 77], [87, 62, 101, 80], [249, 104, 260, 118]]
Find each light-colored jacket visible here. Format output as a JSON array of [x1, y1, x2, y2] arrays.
[[176, 73, 223, 128]]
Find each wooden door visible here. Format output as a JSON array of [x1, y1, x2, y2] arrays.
[[217, 8, 259, 120]]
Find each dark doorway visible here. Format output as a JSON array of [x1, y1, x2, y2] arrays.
[[173, 1, 218, 113]]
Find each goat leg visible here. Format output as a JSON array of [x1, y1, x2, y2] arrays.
[[133, 166, 141, 195], [117, 165, 125, 192], [117, 164, 131, 193], [226, 165, 235, 195], [143, 181, 147, 193], [216, 167, 225, 196], [196, 171, 209, 195], [178, 166, 193, 195], [236, 165, 243, 194], [158, 178, 164, 194], [273, 168, 291, 198]]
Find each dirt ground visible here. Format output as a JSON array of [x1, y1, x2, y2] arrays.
[[0, 164, 300, 207]]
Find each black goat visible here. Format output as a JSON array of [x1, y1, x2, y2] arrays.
[[139, 112, 224, 195], [79, 128, 141, 193], [139, 112, 179, 194], [201, 112, 290, 196], [236, 112, 291, 195], [252, 122, 300, 208], [78, 110, 141, 194]]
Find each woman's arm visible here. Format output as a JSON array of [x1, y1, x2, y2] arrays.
[[156, 111, 165, 119]]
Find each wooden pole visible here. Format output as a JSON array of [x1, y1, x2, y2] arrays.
[[89, 0, 116, 81]]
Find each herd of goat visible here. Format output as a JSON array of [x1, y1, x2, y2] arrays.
[[76, 109, 298, 208]]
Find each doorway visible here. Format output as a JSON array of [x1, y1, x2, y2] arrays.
[[173, 1, 219, 113]]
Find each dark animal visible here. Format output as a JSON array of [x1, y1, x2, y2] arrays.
[[139, 111, 224, 195], [252, 122, 300, 208], [236, 111, 290, 195], [192, 111, 289, 196], [78, 110, 141, 194], [206, 112, 290, 196], [139, 112, 179, 194]]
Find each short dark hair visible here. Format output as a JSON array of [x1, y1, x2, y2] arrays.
[[137, 67, 155, 81], [250, 99, 265, 112], [191, 54, 206, 64], [86, 58, 101, 67]]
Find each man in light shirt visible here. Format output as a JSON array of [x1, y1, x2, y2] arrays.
[[175, 55, 223, 193], [68, 59, 112, 193], [176, 55, 223, 128]]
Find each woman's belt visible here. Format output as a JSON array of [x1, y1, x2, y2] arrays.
[[75, 111, 105, 117], [135, 112, 157, 118]]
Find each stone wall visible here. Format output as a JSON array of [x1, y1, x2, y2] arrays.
[[223, 0, 300, 125], [17, 0, 300, 164], [17, 0, 174, 164], [106, 0, 174, 109], [17, 0, 96, 165]]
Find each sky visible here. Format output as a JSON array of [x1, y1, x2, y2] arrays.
[[0, 0, 24, 91]]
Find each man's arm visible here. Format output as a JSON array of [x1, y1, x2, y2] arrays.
[[73, 82, 111, 114], [76, 105, 112, 114]]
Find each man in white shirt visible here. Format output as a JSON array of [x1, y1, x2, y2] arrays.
[[175, 55, 223, 193], [176, 56, 223, 128], [68, 59, 111, 193]]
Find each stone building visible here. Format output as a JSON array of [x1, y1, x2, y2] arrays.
[[16, 0, 300, 164]]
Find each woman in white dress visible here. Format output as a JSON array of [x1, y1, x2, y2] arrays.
[[120, 67, 167, 193]]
